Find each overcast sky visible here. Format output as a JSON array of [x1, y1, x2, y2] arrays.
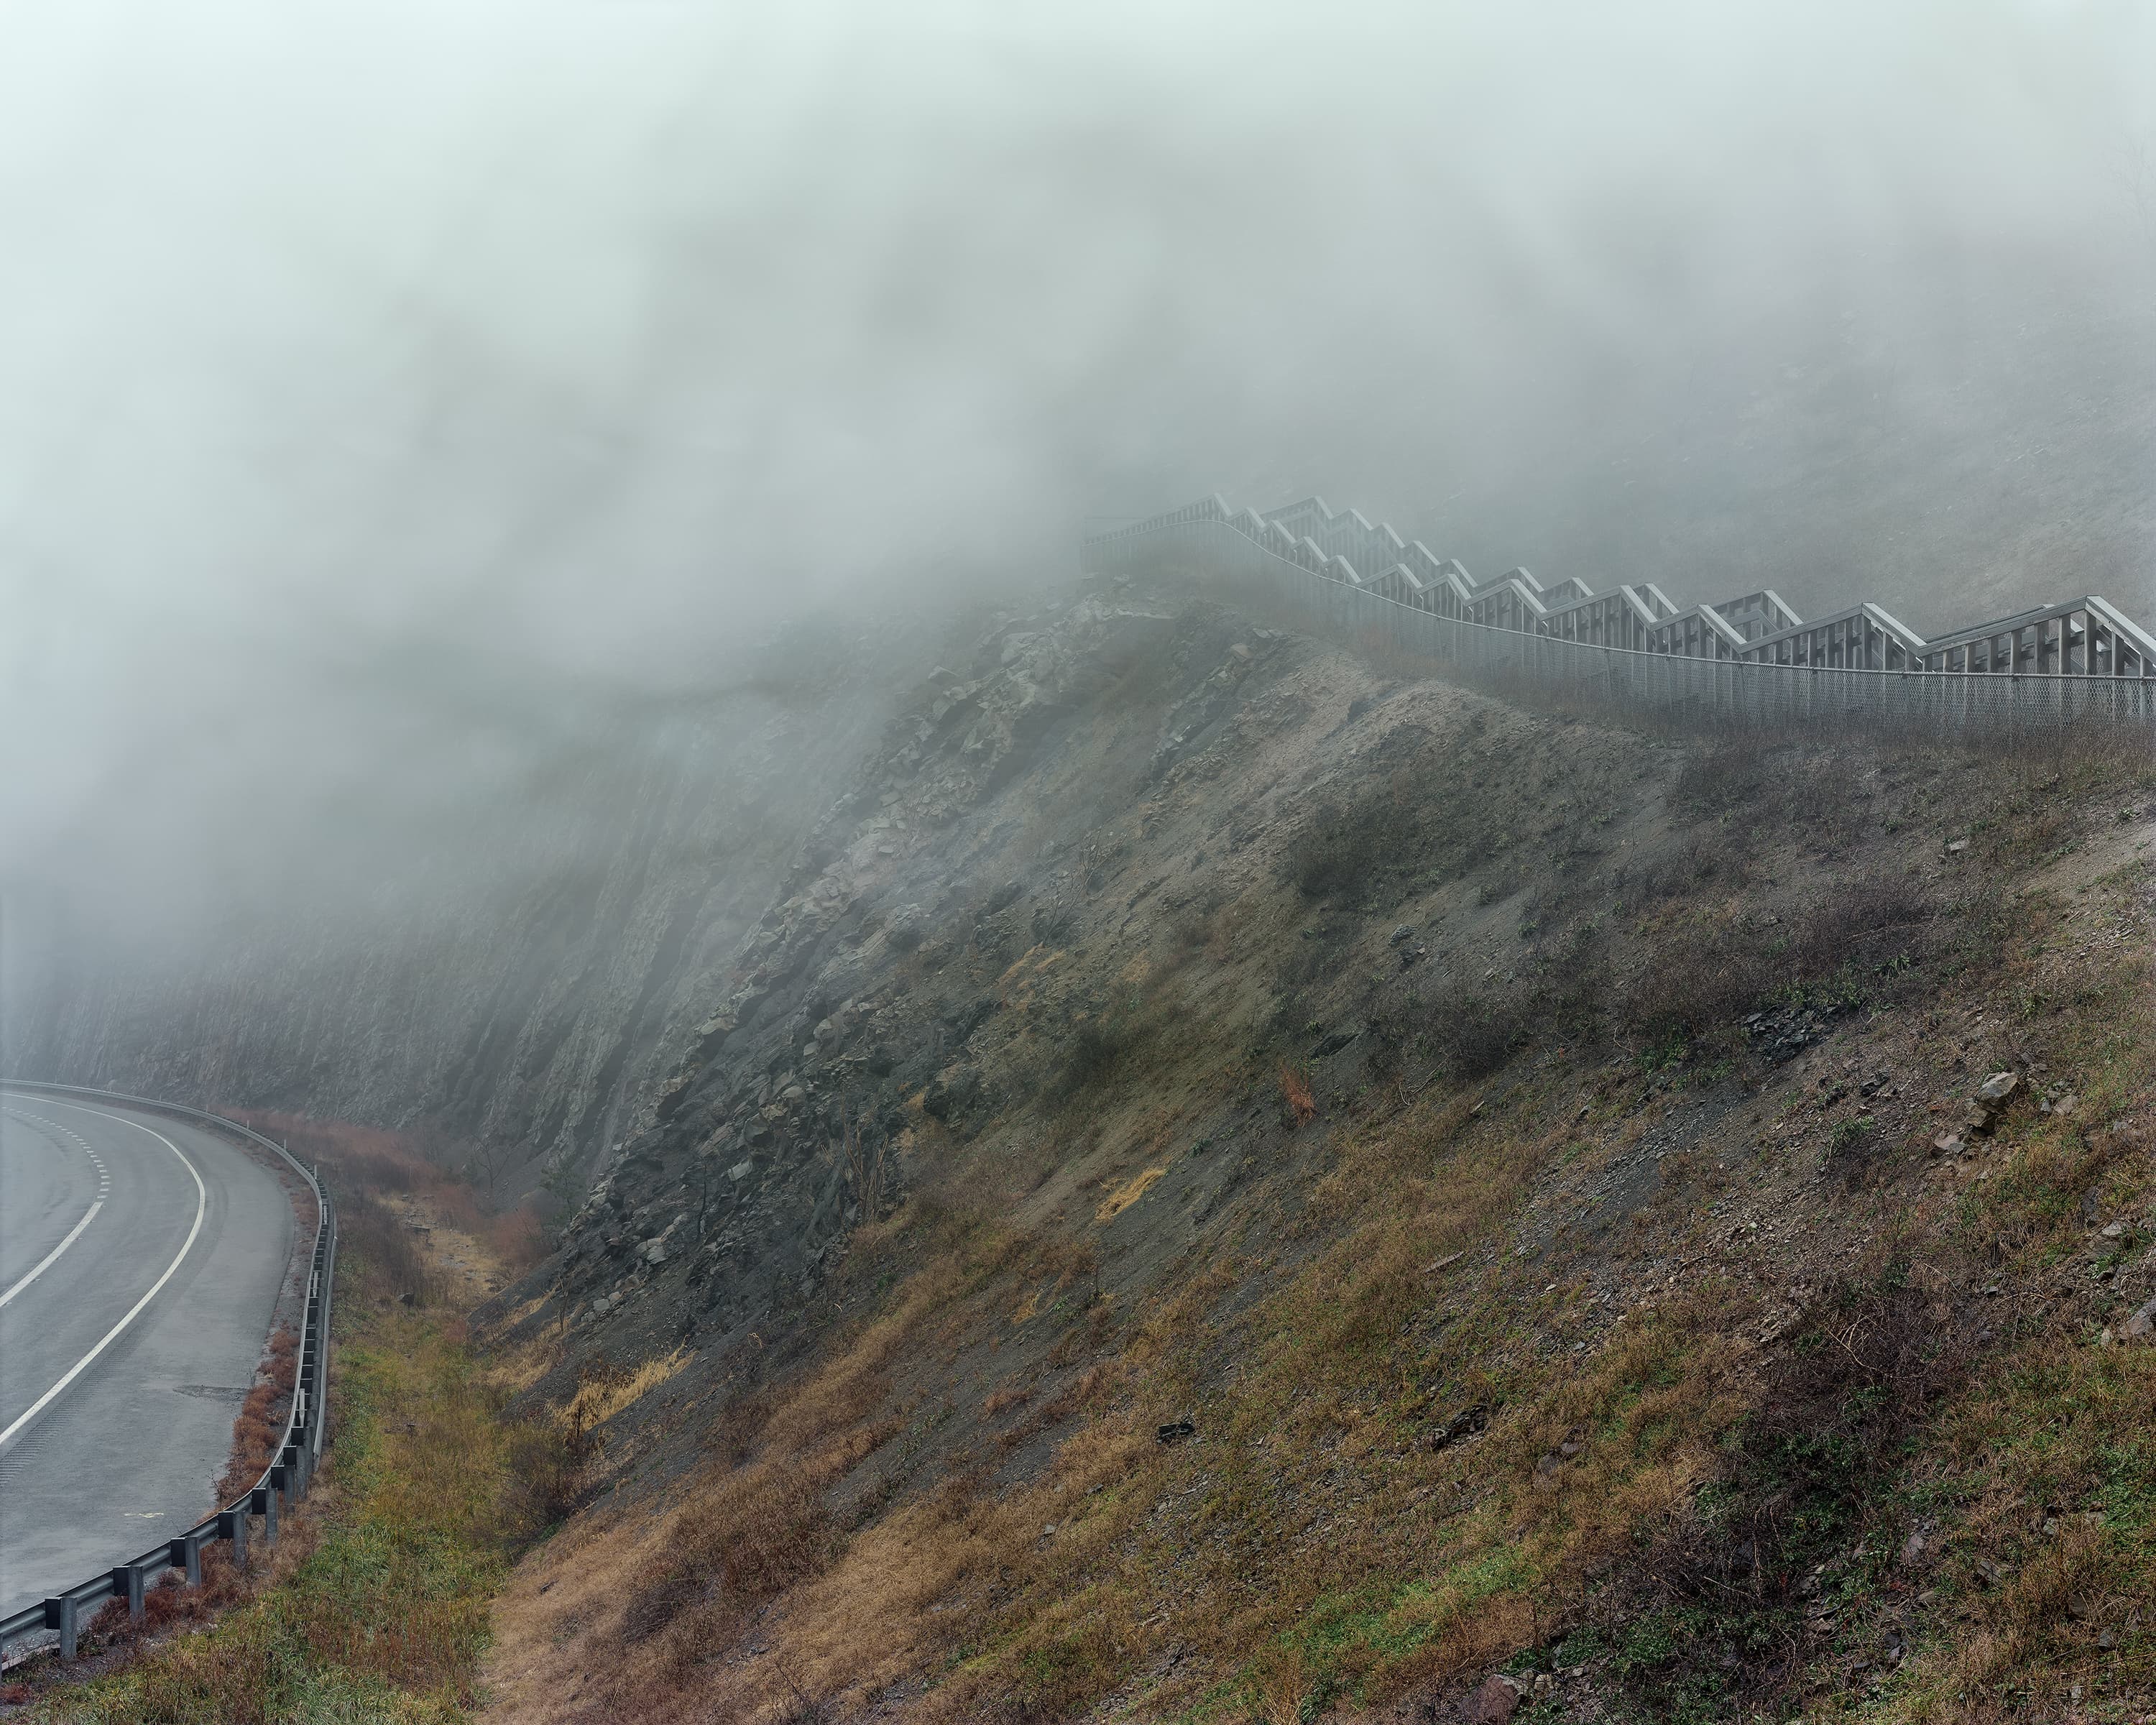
[[3, 0, 2153, 944]]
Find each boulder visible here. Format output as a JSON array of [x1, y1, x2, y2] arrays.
[[1462, 1674, 1521, 1723]]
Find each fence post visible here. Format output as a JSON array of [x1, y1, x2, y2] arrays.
[[252, 1484, 279, 1545], [172, 1530, 206, 1588], [218, 1507, 249, 1570], [112, 1562, 148, 1623], [41, 1596, 76, 1661]]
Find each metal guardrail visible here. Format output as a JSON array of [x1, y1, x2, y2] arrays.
[[1082, 496, 2156, 730], [0, 1082, 338, 1663]]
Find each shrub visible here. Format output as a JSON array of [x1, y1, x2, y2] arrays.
[[1426, 992, 1525, 1079], [1625, 870, 1943, 1039], [496, 1408, 594, 1545], [1281, 735, 1505, 906], [1610, 1250, 1966, 1718]]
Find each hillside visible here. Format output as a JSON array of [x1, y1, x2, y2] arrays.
[[459, 579, 2156, 1724], [2, 611, 969, 1200]]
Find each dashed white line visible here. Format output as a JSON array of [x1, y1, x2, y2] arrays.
[[0, 1098, 207, 1450], [0, 1111, 111, 1310]]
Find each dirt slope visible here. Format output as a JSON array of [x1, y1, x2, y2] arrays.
[[475, 579, 2156, 1725]]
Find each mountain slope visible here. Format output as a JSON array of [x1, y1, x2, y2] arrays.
[[475, 579, 2156, 1724]]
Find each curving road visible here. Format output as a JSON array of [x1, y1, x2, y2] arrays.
[[0, 1091, 294, 1624]]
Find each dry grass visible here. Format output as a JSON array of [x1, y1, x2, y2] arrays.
[[213, 1325, 299, 1506], [229, 1108, 548, 1278], [19, 1305, 531, 1723], [1278, 1064, 1317, 1126], [433, 625, 2156, 1723], [558, 1349, 690, 1435]]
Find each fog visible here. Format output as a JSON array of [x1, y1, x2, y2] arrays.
[[4, 0, 2155, 960]]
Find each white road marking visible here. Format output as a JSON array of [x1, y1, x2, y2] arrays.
[[0, 1110, 111, 1308], [0, 1098, 208, 1450]]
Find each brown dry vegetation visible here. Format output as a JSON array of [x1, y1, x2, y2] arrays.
[[471, 610, 2156, 1725], [213, 1325, 299, 1507], [227, 1109, 549, 1292]]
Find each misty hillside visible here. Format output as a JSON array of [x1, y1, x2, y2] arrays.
[[9, 7, 2156, 1724], [421, 576, 2154, 1724], [1, 610, 970, 1199]]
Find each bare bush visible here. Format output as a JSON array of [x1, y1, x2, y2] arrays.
[[1426, 992, 1525, 1079], [1626, 868, 1943, 1039]]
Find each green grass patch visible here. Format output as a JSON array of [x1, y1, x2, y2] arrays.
[[28, 1299, 526, 1724]]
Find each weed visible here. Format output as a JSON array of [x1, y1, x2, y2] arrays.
[[1280, 1064, 1317, 1126], [1426, 991, 1525, 1080]]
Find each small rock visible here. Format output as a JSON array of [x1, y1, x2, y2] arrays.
[[1388, 924, 1415, 947], [1976, 1071, 2019, 1105], [1932, 1134, 1963, 1158], [2100, 1628, 2117, 1650], [2121, 1297, 2156, 1341], [2053, 1092, 2078, 1118], [1946, 838, 1970, 854], [2102, 1220, 2128, 1240], [1156, 1419, 1196, 1445], [1427, 1404, 1488, 1451], [1463, 1674, 1521, 1723], [1902, 1530, 1926, 1566], [727, 1160, 754, 1182]]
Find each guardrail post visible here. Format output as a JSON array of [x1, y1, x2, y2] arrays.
[[111, 1565, 139, 1624], [172, 1530, 206, 1588], [252, 1484, 279, 1545], [218, 1507, 249, 1570], [42, 1596, 76, 1660]]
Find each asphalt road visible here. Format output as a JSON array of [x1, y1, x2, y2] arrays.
[[0, 1091, 294, 1623]]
